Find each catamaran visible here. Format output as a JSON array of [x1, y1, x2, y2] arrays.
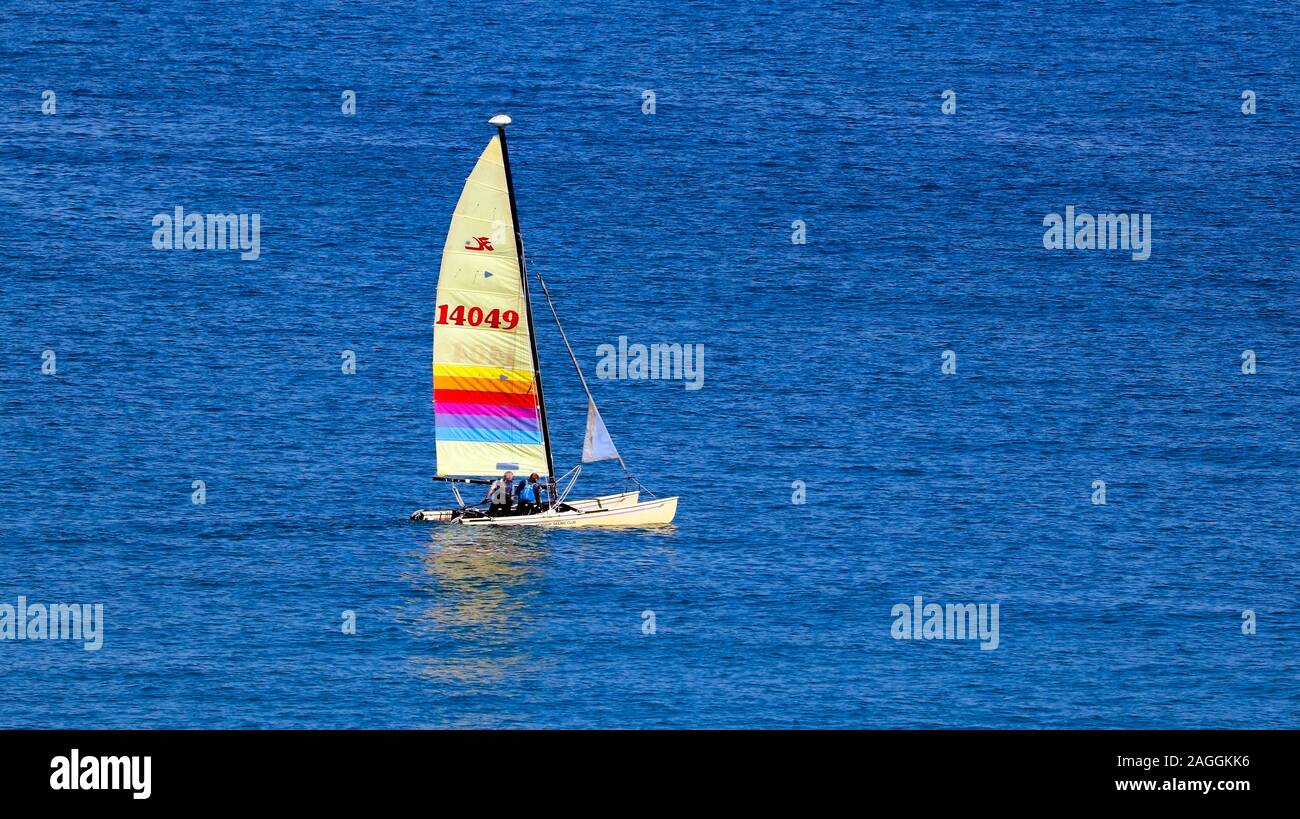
[[410, 115, 678, 527]]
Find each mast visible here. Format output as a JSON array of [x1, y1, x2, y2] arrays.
[[532, 266, 634, 481], [491, 114, 559, 502]]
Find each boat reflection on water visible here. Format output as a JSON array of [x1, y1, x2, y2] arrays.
[[404, 526, 552, 688]]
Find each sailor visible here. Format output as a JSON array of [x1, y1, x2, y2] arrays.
[[483, 471, 515, 516], [515, 473, 543, 515]]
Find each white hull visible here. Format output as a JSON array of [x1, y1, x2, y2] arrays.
[[410, 490, 640, 523], [570, 490, 640, 512], [460, 496, 677, 527]]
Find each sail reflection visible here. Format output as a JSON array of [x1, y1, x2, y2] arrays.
[[405, 527, 551, 687]]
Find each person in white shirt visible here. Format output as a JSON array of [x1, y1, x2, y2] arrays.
[[482, 471, 515, 516]]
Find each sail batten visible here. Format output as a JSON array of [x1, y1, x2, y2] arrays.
[[432, 135, 548, 478]]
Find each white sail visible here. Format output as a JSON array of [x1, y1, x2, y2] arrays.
[[581, 399, 620, 463], [432, 135, 548, 477]]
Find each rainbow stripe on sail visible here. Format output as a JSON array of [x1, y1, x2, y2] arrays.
[[432, 136, 548, 477], [434, 364, 543, 445]]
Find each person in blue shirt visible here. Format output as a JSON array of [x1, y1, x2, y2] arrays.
[[515, 473, 543, 515]]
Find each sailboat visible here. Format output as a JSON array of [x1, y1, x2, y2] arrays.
[[410, 115, 678, 527]]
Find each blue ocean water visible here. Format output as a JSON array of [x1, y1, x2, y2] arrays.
[[1, 1, 1297, 728]]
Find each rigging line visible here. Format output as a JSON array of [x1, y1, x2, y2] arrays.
[[528, 258, 659, 498]]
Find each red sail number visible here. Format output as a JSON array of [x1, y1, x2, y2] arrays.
[[436, 304, 519, 330]]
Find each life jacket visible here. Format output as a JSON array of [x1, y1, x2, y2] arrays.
[[519, 482, 538, 503]]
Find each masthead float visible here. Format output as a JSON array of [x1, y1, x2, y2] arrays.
[[410, 115, 678, 527]]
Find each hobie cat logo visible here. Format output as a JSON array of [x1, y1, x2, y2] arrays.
[[464, 236, 494, 251]]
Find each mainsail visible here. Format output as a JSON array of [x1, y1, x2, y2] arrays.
[[432, 135, 549, 477]]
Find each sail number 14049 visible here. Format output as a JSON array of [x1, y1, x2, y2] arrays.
[[435, 304, 520, 330]]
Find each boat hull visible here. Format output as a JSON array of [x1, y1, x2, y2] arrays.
[[570, 490, 640, 512], [459, 496, 677, 527], [410, 490, 640, 522]]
